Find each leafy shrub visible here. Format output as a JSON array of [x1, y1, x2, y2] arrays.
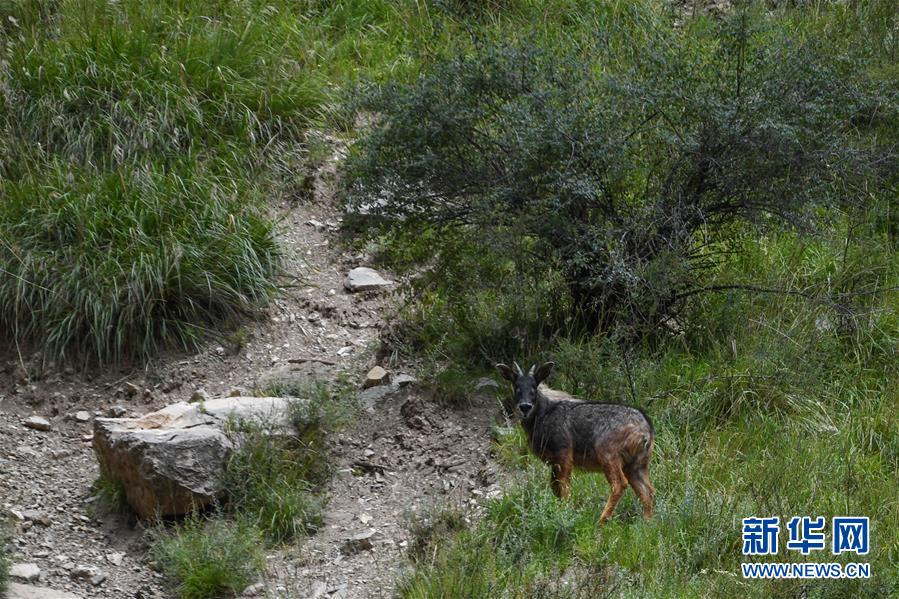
[[150, 517, 264, 599], [344, 6, 895, 340]]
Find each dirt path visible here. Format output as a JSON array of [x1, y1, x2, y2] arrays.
[[0, 137, 502, 598]]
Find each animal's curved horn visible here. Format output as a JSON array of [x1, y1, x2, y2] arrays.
[[528, 364, 536, 376], [512, 361, 523, 376]]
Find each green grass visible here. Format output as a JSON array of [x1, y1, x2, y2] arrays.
[[149, 384, 350, 595], [0, 0, 653, 363], [90, 474, 130, 516], [0, 514, 10, 593], [397, 226, 899, 597], [150, 516, 265, 599]]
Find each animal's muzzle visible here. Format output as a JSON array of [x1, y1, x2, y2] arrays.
[[518, 403, 533, 416]]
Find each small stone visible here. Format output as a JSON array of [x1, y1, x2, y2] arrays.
[[340, 529, 376, 555], [226, 388, 245, 397], [363, 366, 389, 389], [23, 416, 51, 431], [344, 267, 393, 292], [358, 513, 373, 525], [10, 563, 41, 582], [474, 377, 500, 393], [70, 566, 100, 582], [22, 510, 51, 527], [190, 388, 211, 403], [307, 581, 328, 599], [74, 411, 91, 423], [106, 552, 124, 566], [90, 573, 107, 586], [241, 582, 265, 596], [214, 346, 225, 357], [393, 373, 418, 388], [106, 405, 127, 418], [123, 382, 140, 397]]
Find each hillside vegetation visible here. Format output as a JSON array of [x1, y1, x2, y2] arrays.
[[1, 1, 897, 598]]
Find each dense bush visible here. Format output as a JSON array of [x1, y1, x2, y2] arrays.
[[344, 6, 896, 340]]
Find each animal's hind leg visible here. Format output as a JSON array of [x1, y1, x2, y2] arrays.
[[598, 461, 628, 525], [624, 464, 655, 519]]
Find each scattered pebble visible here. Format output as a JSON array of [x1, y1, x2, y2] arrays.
[[22, 416, 51, 432]]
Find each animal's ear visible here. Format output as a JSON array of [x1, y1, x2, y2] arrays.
[[534, 361, 555, 384], [496, 363, 517, 382]]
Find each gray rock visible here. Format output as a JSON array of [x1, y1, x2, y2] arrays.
[[69, 566, 95, 580], [5, 582, 84, 599], [189, 388, 211, 403], [69, 565, 107, 586], [474, 377, 500, 393], [344, 267, 393, 292], [393, 373, 418, 388], [22, 509, 51, 527], [340, 529, 376, 555], [241, 582, 265, 596], [107, 405, 127, 418], [255, 362, 333, 394], [358, 375, 415, 412], [363, 366, 389, 389], [93, 397, 302, 518], [123, 382, 140, 397], [105, 552, 125, 566], [74, 411, 91, 423], [10, 562, 41, 582], [23, 416, 51, 431]]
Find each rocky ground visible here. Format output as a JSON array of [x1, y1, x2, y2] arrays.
[[0, 137, 506, 598]]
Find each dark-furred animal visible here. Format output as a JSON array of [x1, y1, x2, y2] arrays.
[[497, 361, 655, 524]]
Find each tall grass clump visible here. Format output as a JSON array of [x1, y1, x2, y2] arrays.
[[222, 383, 351, 544], [0, 163, 279, 363], [0, 0, 312, 363], [150, 516, 264, 599]]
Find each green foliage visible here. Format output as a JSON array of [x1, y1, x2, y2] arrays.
[[150, 516, 264, 599], [406, 503, 468, 562], [0, 0, 461, 364], [91, 474, 130, 516], [398, 224, 899, 597], [223, 385, 349, 544], [344, 4, 897, 339], [0, 162, 279, 364], [0, 514, 10, 593]]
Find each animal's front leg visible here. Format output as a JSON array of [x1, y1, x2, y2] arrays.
[[550, 459, 572, 499]]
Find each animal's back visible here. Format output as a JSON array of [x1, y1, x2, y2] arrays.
[[540, 399, 653, 469]]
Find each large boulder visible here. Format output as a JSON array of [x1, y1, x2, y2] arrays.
[[92, 397, 297, 518]]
